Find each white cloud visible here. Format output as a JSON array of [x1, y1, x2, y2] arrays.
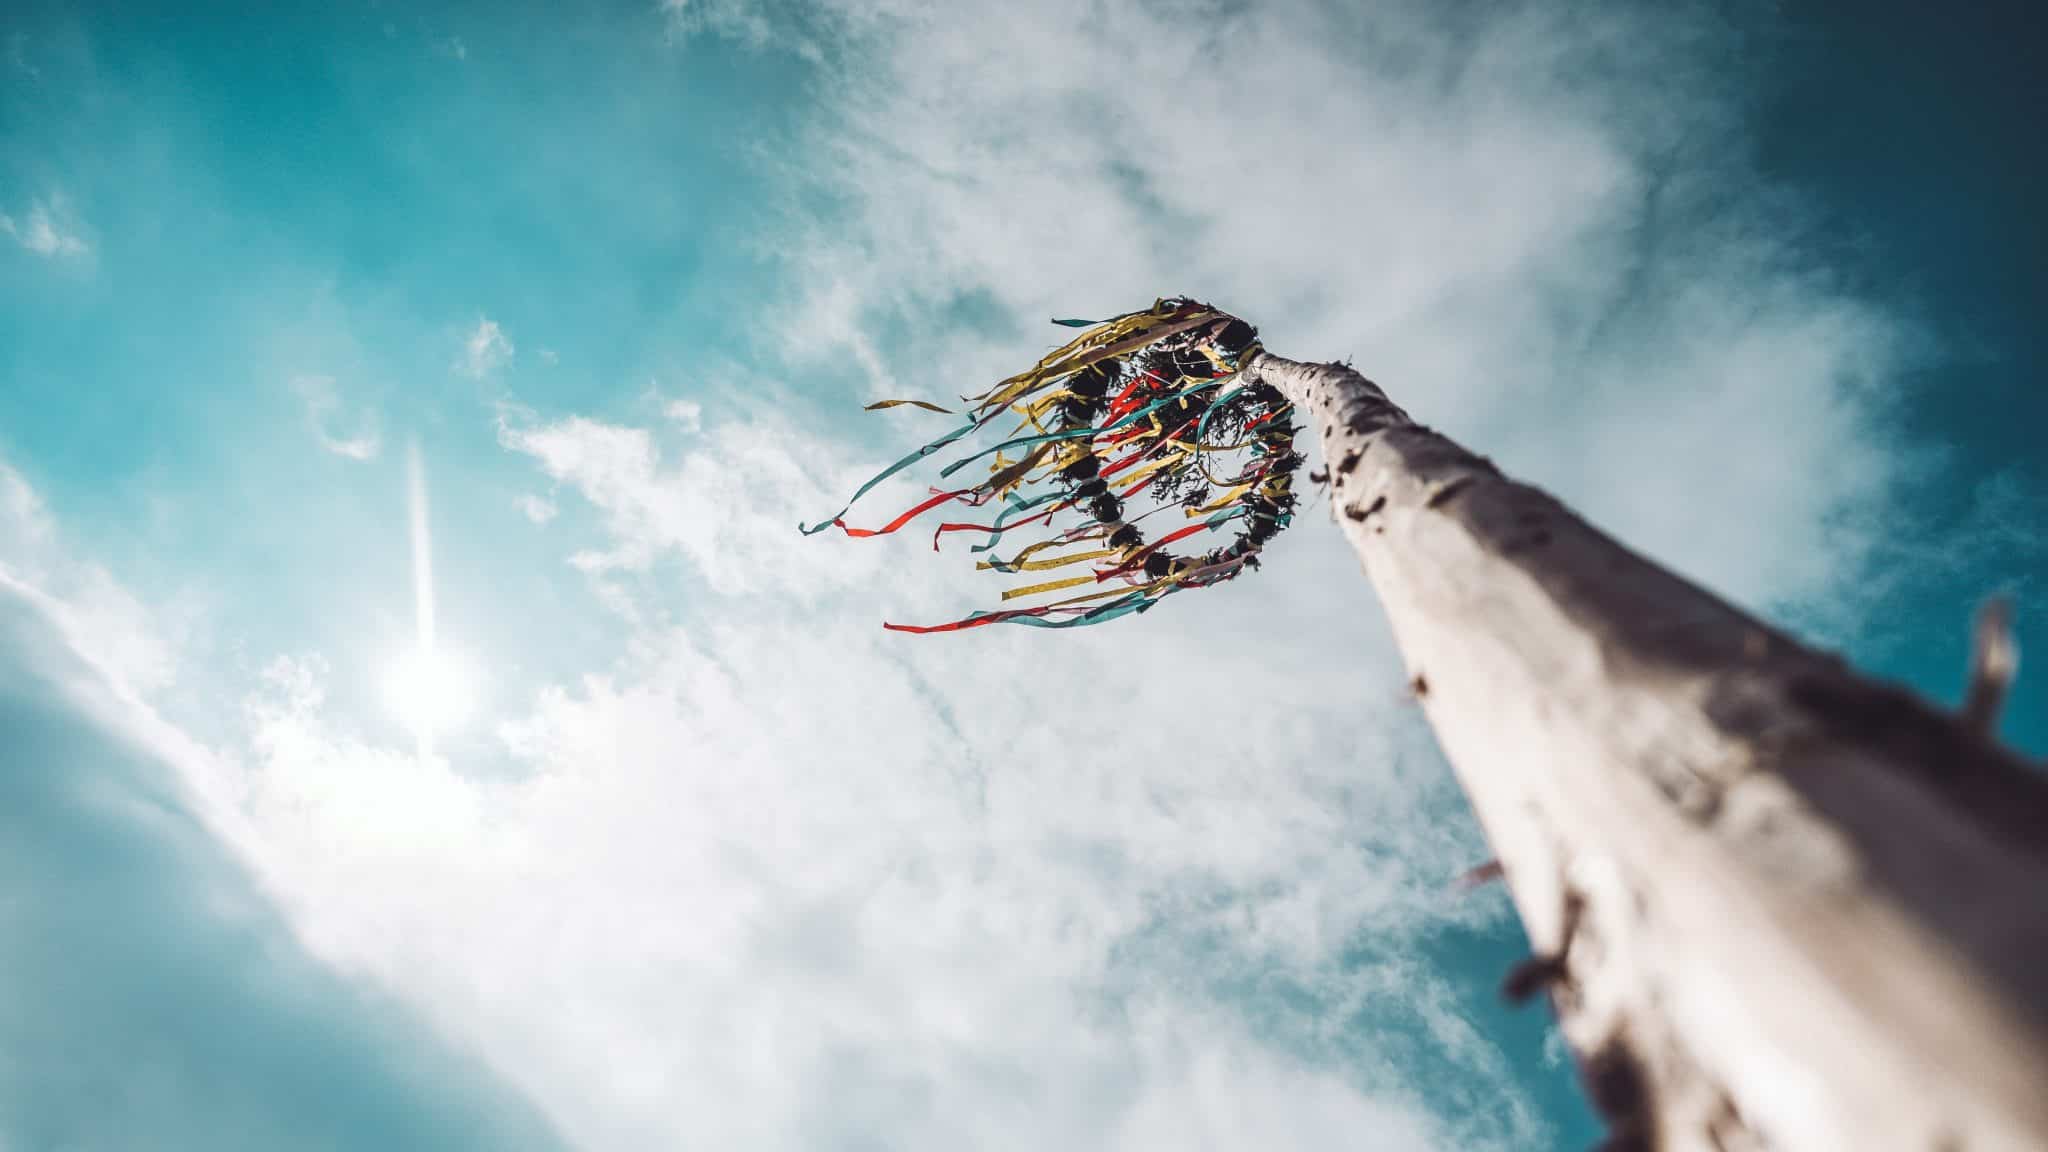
[[0, 463, 175, 698], [159, 380, 1536, 1150], [2, 197, 89, 258], [499, 405, 887, 599], [661, 0, 777, 47], [291, 374, 382, 461], [222, 546, 1521, 1152], [749, 0, 1907, 618], [662, 398, 703, 433], [324, 436, 381, 462], [515, 494, 558, 524], [459, 318, 515, 379], [1542, 1026, 1571, 1070]]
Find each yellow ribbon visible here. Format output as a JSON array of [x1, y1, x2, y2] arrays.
[[1000, 573, 1099, 601], [978, 547, 1117, 574], [864, 398, 955, 414], [1191, 482, 1253, 515]]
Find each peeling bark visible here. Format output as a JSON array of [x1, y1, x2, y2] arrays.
[[1245, 352, 2048, 1152]]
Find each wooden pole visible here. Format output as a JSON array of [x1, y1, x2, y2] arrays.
[[1243, 352, 2048, 1152]]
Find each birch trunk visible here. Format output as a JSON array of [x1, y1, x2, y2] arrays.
[[1242, 352, 2048, 1152]]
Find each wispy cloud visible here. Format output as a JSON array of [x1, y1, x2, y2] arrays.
[[660, 0, 778, 47], [514, 494, 557, 524], [195, 373, 1539, 1150], [743, 0, 1906, 618], [663, 397, 702, 434], [291, 374, 382, 461], [0, 463, 175, 696], [6, 32, 40, 80], [498, 406, 867, 595], [2, 196, 89, 258], [457, 318, 514, 379]]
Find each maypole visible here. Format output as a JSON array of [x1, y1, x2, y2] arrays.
[[807, 302, 2048, 1151]]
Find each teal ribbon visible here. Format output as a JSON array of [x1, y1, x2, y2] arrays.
[[966, 489, 1070, 553], [799, 418, 979, 535], [988, 590, 1160, 629]]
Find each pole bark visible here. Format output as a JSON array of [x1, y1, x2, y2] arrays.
[[1242, 352, 2048, 1152]]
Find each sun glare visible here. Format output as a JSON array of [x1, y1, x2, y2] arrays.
[[385, 644, 476, 747]]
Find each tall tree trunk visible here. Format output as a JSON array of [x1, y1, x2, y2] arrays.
[[1242, 353, 2048, 1152]]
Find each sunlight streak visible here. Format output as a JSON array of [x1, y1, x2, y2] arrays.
[[387, 441, 473, 759], [410, 440, 436, 662]]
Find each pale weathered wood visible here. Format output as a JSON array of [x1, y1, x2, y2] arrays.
[[1244, 352, 2048, 1152]]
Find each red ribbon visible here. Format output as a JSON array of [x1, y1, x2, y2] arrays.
[[835, 488, 973, 538]]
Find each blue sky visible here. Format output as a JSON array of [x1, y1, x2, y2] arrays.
[[1, 1, 2041, 1149]]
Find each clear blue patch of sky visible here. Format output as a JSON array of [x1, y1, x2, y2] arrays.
[[1744, 0, 2046, 754]]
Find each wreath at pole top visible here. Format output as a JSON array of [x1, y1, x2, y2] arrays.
[[801, 298, 1301, 633]]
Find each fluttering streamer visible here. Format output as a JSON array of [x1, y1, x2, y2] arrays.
[[803, 298, 1302, 632]]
